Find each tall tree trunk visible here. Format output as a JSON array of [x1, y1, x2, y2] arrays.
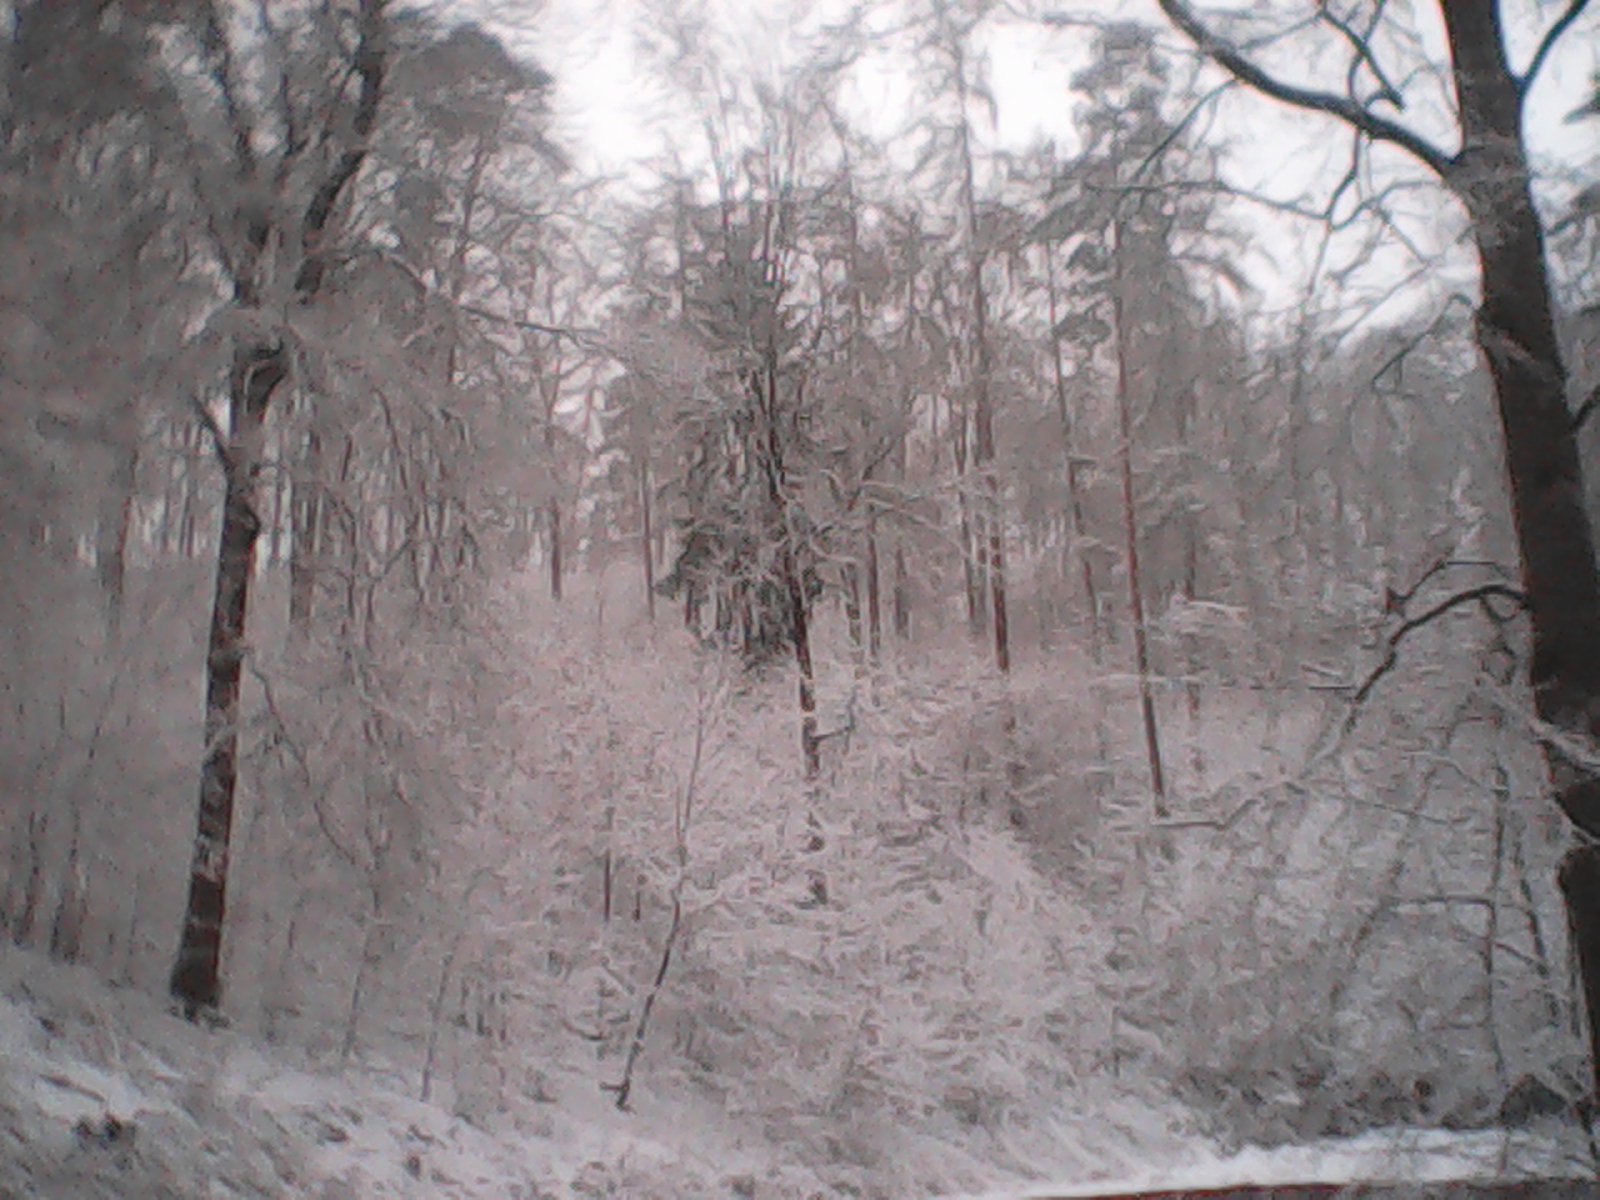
[[949, 16, 1006, 673], [548, 497, 562, 602], [1439, 0, 1600, 1098], [1046, 250, 1101, 654], [169, 0, 385, 1021], [955, 416, 984, 635], [639, 460, 655, 622], [970, 287, 1008, 673], [97, 435, 138, 639], [865, 514, 882, 660], [787, 546, 821, 781], [987, 502, 1010, 674], [894, 400, 912, 641], [540, 360, 565, 604], [844, 561, 864, 663], [179, 420, 202, 559], [1179, 383, 1203, 783], [758, 344, 819, 778], [288, 418, 323, 639], [170, 343, 285, 1017], [47, 818, 87, 964], [1112, 217, 1168, 817]]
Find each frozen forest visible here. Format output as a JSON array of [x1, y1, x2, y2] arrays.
[[3, 0, 1600, 1195]]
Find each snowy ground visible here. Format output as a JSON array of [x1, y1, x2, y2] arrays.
[[995, 1129, 1596, 1198], [2, 943, 1594, 1199], [0, 944, 777, 1198]]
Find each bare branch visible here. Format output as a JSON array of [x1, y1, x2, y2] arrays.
[[1369, 293, 1475, 391], [295, 0, 387, 299], [1133, 79, 1235, 182], [1346, 581, 1527, 727], [363, 249, 596, 346], [1315, 3, 1403, 108], [257, 0, 307, 189], [1521, 0, 1594, 95], [1156, 0, 1454, 177], [458, 303, 594, 345], [198, 0, 257, 180]]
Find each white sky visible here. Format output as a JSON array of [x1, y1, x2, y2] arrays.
[[480, 0, 1599, 326], [518, 1, 1596, 166]]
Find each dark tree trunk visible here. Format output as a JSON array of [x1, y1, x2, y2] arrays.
[[48, 820, 86, 964], [969, 250, 1008, 674], [956, 428, 984, 636], [9, 813, 47, 947], [548, 497, 562, 602], [169, 0, 385, 1022], [979, 489, 1004, 678], [755, 340, 819, 778], [843, 560, 864, 662], [865, 516, 882, 659], [97, 431, 137, 638], [893, 538, 910, 641], [1179, 384, 1203, 782], [288, 420, 323, 639], [170, 343, 285, 1017], [787, 546, 820, 781], [639, 460, 655, 622], [1439, 0, 1600, 1098], [1047, 251, 1101, 655], [1112, 218, 1167, 817]]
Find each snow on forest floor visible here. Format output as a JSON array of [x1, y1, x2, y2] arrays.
[[0, 943, 765, 1198], [1, 942, 1594, 1200], [986, 1129, 1596, 1198]]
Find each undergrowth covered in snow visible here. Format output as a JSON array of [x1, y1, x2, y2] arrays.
[[4, 564, 1596, 1196], [0, 939, 1213, 1198], [0, 941, 1589, 1199]]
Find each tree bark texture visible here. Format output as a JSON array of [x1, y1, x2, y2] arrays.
[[1112, 218, 1167, 816], [548, 497, 563, 602], [639, 460, 656, 621], [865, 517, 882, 659], [170, 343, 284, 1016], [1438, 0, 1600, 1098], [170, 0, 387, 1019], [288, 419, 323, 638], [1046, 250, 1102, 655], [950, 14, 1008, 672]]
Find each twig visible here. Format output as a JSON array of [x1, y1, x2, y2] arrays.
[[1520, 0, 1594, 95], [1345, 581, 1526, 731], [1315, 3, 1404, 109], [1370, 294, 1475, 392], [458, 302, 594, 344], [1156, 0, 1453, 176], [363, 248, 596, 345], [606, 670, 717, 1111]]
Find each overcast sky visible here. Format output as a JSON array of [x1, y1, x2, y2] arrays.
[[479, 0, 1598, 328]]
